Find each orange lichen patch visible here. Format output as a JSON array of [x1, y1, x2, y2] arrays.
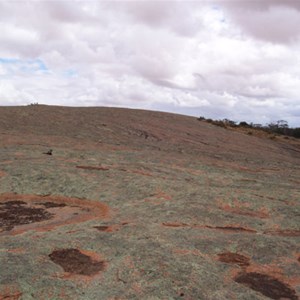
[[0, 193, 109, 235], [0, 171, 6, 178], [217, 252, 250, 267], [264, 229, 300, 237], [76, 165, 110, 171]]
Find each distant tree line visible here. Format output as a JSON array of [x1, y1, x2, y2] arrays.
[[197, 117, 300, 139]]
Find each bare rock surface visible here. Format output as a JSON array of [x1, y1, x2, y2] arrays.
[[0, 105, 299, 299]]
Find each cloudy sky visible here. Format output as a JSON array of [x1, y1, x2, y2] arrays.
[[0, 0, 300, 126]]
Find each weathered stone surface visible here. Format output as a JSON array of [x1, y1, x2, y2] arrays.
[[0, 106, 299, 299]]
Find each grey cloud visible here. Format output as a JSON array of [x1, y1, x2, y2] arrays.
[[108, 1, 205, 36], [219, 0, 300, 43]]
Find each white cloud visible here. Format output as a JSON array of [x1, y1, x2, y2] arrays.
[[0, 1, 299, 126]]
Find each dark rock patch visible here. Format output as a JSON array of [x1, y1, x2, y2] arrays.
[[207, 225, 257, 233], [218, 252, 250, 267], [234, 272, 298, 300], [49, 248, 105, 276], [38, 202, 67, 208], [0, 201, 53, 231], [94, 225, 110, 231]]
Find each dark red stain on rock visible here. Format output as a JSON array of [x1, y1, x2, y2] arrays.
[[218, 252, 250, 267], [49, 248, 105, 276], [234, 272, 298, 300], [38, 202, 67, 208], [94, 225, 110, 232], [207, 225, 257, 233], [264, 229, 300, 237], [0, 200, 53, 231]]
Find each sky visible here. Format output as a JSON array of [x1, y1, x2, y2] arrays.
[[0, 0, 300, 127]]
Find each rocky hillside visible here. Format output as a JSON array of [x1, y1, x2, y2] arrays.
[[0, 105, 299, 299]]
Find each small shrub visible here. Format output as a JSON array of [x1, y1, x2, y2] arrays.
[[239, 121, 250, 128], [212, 120, 226, 128]]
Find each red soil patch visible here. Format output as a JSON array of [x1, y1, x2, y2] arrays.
[[0, 171, 6, 178], [234, 272, 298, 300], [0, 193, 109, 234], [49, 248, 105, 276], [218, 252, 250, 267]]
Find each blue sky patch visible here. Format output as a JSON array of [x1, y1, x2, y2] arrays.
[[62, 69, 78, 78], [0, 57, 49, 75]]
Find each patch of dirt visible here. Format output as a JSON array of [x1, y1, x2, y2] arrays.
[[218, 252, 250, 267], [94, 225, 110, 232], [0, 193, 109, 234], [234, 272, 298, 300], [49, 248, 105, 276], [0, 200, 53, 231], [94, 223, 124, 232]]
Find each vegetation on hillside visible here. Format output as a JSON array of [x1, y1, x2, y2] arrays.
[[198, 116, 300, 138]]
